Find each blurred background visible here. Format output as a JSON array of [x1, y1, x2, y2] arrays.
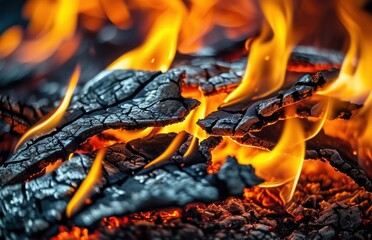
[[0, 0, 351, 95]]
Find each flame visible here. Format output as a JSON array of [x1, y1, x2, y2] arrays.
[[15, 0, 79, 63], [0, 26, 23, 58], [318, 0, 372, 176], [15, 66, 80, 151], [66, 148, 105, 218], [223, 0, 297, 106], [144, 131, 188, 168], [319, 0, 372, 102], [212, 114, 305, 204], [304, 98, 332, 141], [107, 1, 186, 72], [144, 90, 226, 166], [100, 0, 131, 29], [249, 117, 305, 203]]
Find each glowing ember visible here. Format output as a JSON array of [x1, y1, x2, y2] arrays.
[[15, 65, 80, 151]]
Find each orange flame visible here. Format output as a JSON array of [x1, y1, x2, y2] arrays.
[[107, 1, 186, 72], [15, 66, 80, 151], [212, 114, 305, 204], [223, 0, 297, 106], [251, 117, 305, 203], [319, 0, 372, 102], [66, 148, 105, 218], [0, 26, 23, 58], [144, 131, 188, 168], [144, 90, 226, 166], [16, 0, 79, 63], [319, 0, 372, 176]]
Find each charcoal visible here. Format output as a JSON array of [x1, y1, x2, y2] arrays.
[[308, 226, 335, 240], [176, 47, 343, 96], [312, 203, 361, 231], [305, 150, 372, 192], [240, 223, 279, 239], [288, 46, 343, 73], [197, 69, 353, 136], [0, 69, 199, 186], [237, 122, 372, 191], [73, 156, 262, 227], [0, 95, 45, 134], [0, 139, 262, 238]]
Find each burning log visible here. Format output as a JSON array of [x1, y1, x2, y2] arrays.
[[57, 161, 371, 239], [0, 69, 199, 186], [0, 133, 262, 238], [178, 46, 343, 96], [197, 69, 361, 136], [237, 124, 372, 192]]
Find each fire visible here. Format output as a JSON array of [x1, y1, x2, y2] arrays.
[[223, 0, 297, 106], [16, 0, 79, 63], [177, 0, 257, 54], [15, 66, 80, 151], [319, 0, 372, 176], [145, 131, 188, 168], [66, 148, 106, 218], [0, 26, 23, 58], [212, 115, 305, 204], [107, 1, 186, 72]]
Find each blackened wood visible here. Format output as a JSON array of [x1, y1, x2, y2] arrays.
[[288, 46, 343, 73], [176, 47, 343, 96], [197, 69, 358, 136], [0, 69, 199, 186], [305, 150, 372, 192], [0, 137, 262, 238], [0, 95, 45, 134], [236, 125, 371, 191]]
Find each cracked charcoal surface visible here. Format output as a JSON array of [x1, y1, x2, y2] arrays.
[[0, 95, 46, 134], [198, 69, 350, 136], [305, 150, 372, 192], [237, 123, 372, 192], [235, 116, 371, 192], [95, 161, 371, 240], [0, 69, 199, 186], [176, 46, 343, 96], [0, 134, 262, 239]]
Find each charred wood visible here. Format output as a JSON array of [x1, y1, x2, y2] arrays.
[[176, 47, 343, 96], [0, 69, 199, 186], [0, 134, 262, 238], [197, 69, 360, 136]]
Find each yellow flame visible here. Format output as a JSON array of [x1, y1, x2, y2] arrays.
[[66, 148, 105, 218], [223, 0, 296, 106], [178, 0, 217, 54], [304, 98, 332, 141], [16, 0, 79, 63], [249, 118, 305, 203], [100, 0, 131, 29], [0, 26, 23, 58], [211, 112, 305, 204], [318, 0, 372, 177], [319, 0, 372, 103], [107, 1, 186, 72], [15, 66, 80, 150], [144, 131, 188, 168]]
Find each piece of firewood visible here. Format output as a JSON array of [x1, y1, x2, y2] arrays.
[[0, 134, 261, 238], [0, 70, 199, 186]]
